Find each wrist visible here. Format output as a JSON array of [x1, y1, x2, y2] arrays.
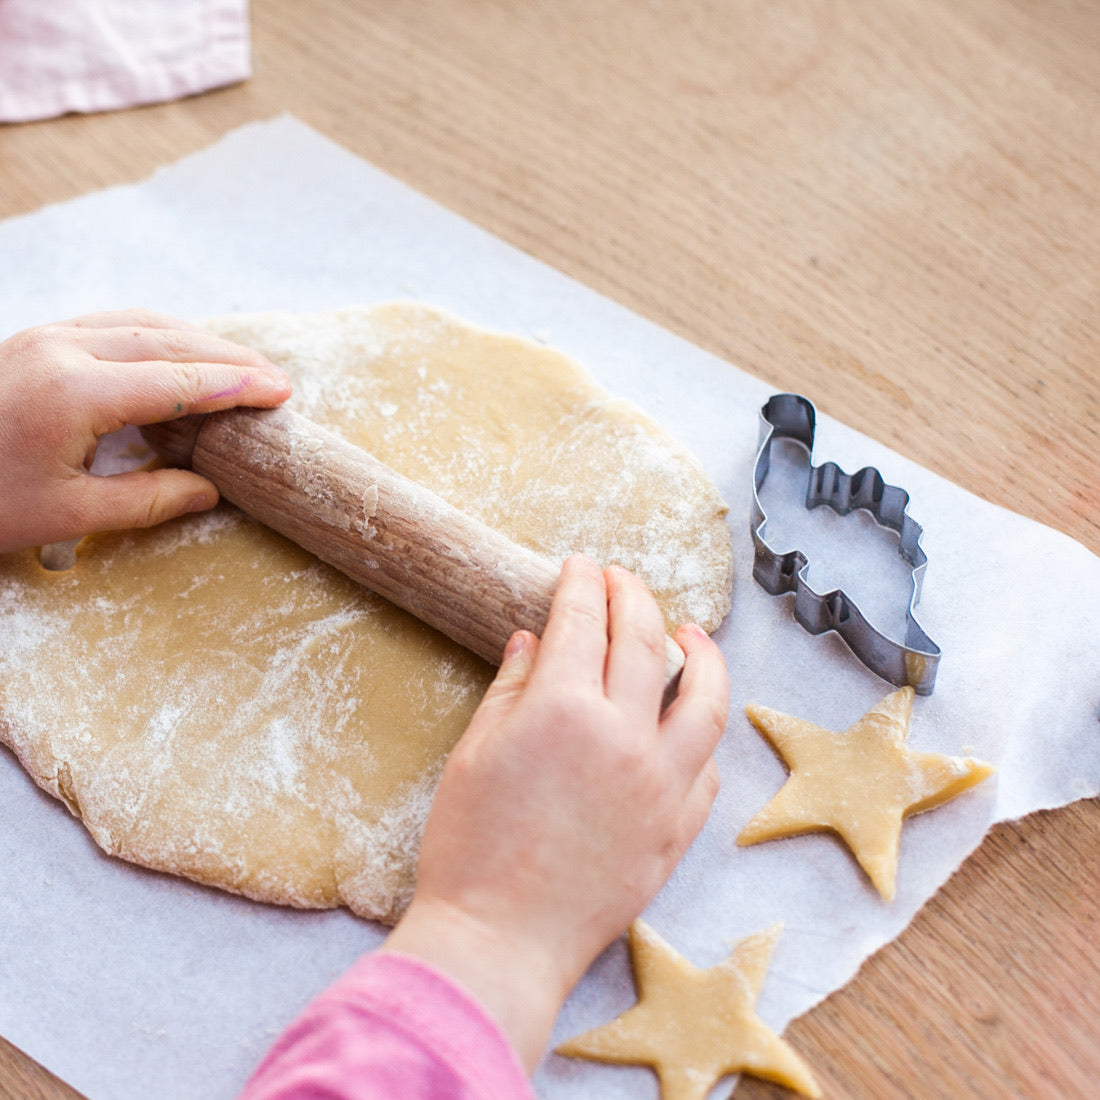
[[382, 895, 571, 1072]]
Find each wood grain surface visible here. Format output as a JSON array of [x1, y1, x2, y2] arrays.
[[1, 1, 1097, 1097]]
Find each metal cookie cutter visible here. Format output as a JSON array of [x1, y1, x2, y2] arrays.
[[750, 393, 941, 695]]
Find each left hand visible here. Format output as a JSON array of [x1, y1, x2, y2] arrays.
[[0, 308, 292, 553]]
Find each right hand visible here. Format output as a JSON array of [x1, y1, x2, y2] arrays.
[[383, 554, 729, 1069]]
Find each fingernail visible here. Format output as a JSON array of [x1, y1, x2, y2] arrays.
[[187, 491, 218, 514], [261, 365, 290, 385], [260, 369, 292, 396], [605, 563, 633, 582], [203, 370, 289, 403], [503, 631, 529, 660], [567, 553, 599, 571]]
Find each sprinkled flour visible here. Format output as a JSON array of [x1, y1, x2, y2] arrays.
[[0, 303, 733, 925]]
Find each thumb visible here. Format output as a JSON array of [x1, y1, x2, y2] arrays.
[[473, 630, 539, 720], [73, 468, 219, 536]]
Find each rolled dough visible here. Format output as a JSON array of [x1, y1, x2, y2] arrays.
[[0, 303, 733, 924]]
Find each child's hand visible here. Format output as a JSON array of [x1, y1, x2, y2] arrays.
[[384, 555, 729, 1070], [0, 309, 291, 553]]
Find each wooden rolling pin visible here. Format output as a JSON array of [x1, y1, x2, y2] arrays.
[[141, 407, 685, 689]]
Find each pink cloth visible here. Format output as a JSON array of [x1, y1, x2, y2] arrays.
[[240, 951, 536, 1100], [0, 0, 251, 123]]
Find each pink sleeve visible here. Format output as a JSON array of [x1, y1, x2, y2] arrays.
[[239, 951, 536, 1100]]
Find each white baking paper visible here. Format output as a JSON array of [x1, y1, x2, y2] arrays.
[[0, 117, 1097, 1100]]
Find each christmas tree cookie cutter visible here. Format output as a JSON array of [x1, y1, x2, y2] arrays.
[[750, 393, 941, 695]]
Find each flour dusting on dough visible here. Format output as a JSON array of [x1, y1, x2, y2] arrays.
[[0, 303, 732, 924]]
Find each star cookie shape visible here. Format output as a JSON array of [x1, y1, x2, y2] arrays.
[[738, 687, 994, 900], [557, 920, 820, 1100]]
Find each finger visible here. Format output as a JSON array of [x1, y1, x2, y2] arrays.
[[531, 555, 609, 695], [61, 468, 219, 539], [603, 565, 668, 720], [77, 324, 276, 372], [70, 323, 290, 427], [659, 623, 730, 784], [672, 756, 722, 858], [464, 631, 540, 744], [76, 358, 291, 433], [480, 631, 540, 713], [65, 308, 208, 332]]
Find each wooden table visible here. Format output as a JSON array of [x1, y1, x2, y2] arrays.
[[2, 1, 1097, 1096]]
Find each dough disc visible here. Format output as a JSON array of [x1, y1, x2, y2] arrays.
[[0, 304, 733, 923]]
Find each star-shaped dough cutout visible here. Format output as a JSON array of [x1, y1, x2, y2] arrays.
[[556, 920, 820, 1099], [738, 687, 994, 900]]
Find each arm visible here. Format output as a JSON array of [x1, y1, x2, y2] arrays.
[[243, 554, 729, 1098], [241, 951, 533, 1100], [0, 308, 291, 552]]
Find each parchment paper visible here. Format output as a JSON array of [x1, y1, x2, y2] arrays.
[[1, 117, 1097, 1100]]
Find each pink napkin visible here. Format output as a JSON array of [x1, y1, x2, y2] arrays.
[[0, 0, 251, 123]]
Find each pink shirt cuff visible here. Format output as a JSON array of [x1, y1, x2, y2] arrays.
[[241, 950, 535, 1100]]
